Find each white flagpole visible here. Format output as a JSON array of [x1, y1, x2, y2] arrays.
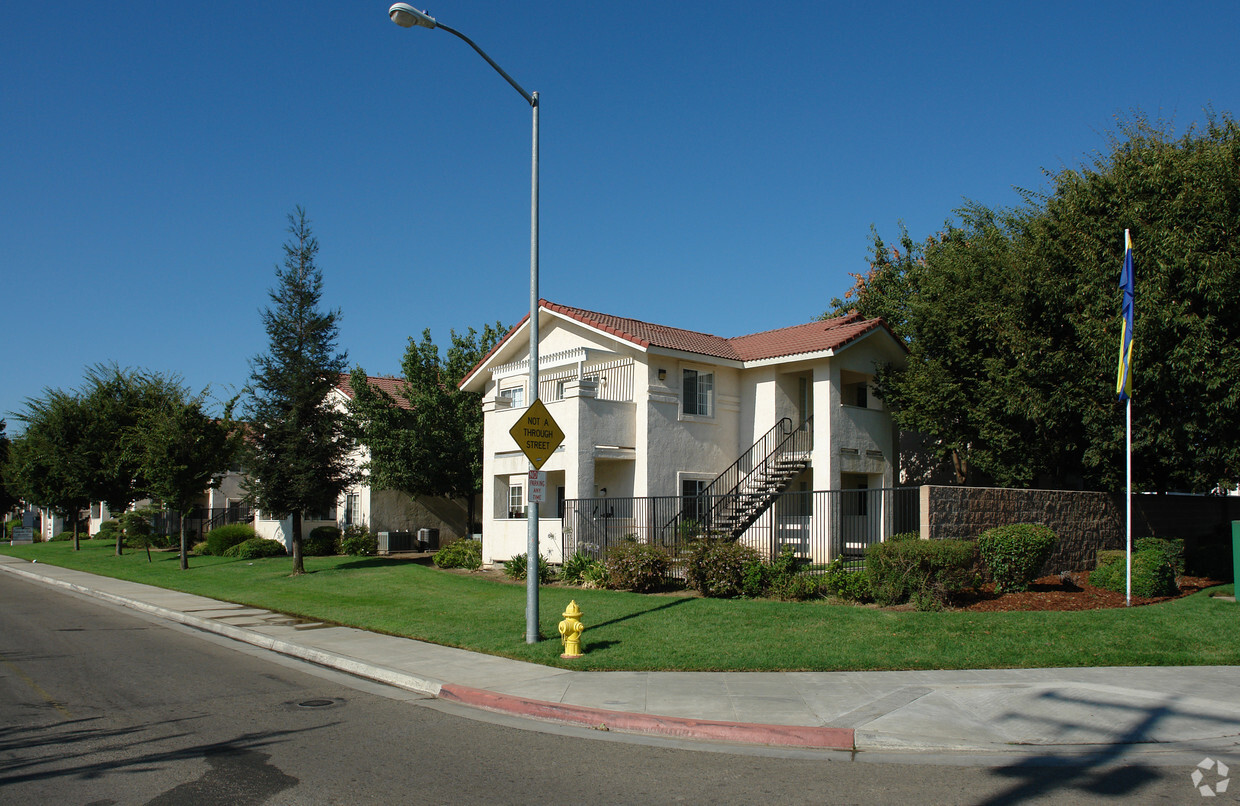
[[1125, 394, 1131, 606], [1123, 227, 1132, 607]]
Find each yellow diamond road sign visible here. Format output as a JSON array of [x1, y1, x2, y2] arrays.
[[509, 398, 564, 470]]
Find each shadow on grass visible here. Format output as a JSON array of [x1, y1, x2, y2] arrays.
[[590, 596, 694, 630]]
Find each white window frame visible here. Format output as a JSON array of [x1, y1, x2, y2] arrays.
[[507, 475, 526, 519], [681, 367, 714, 419], [343, 493, 360, 526], [499, 385, 524, 408]]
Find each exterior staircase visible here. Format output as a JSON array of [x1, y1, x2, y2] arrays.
[[691, 417, 813, 540]]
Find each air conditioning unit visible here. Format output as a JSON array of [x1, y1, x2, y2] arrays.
[[377, 531, 416, 555], [416, 528, 440, 551]]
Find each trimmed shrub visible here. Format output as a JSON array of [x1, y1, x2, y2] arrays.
[[604, 542, 670, 592], [303, 526, 341, 556], [977, 524, 1057, 593], [821, 557, 873, 602], [1135, 537, 1184, 576], [223, 537, 288, 560], [685, 537, 762, 598], [503, 552, 555, 581], [1089, 548, 1179, 597], [1095, 549, 1126, 569], [768, 572, 822, 601], [340, 525, 378, 556], [561, 550, 605, 586], [50, 531, 74, 542], [96, 520, 120, 541], [866, 537, 978, 610], [434, 538, 483, 570], [205, 523, 258, 556]]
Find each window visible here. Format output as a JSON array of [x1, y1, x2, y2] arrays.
[[305, 505, 337, 521], [343, 493, 360, 526], [681, 478, 709, 524], [499, 386, 524, 408], [507, 477, 526, 519], [682, 369, 714, 417]]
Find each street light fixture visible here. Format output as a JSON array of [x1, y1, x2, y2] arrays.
[[388, 4, 543, 645]]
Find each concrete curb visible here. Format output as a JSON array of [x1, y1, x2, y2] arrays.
[[439, 684, 856, 750]]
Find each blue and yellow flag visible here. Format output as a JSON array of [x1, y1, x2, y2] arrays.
[[1116, 230, 1134, 402]]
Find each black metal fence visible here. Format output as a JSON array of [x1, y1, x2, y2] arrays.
[[150, 506, 253, 540], [562, 487, 920, 574]]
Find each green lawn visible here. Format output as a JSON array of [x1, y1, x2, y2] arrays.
[[3, 540, 1236, 672]]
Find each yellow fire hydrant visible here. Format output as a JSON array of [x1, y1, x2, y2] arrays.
[[558, 600, 585, 659]]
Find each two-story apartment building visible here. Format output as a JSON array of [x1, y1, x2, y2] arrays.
[[460, 301, 907, 566]]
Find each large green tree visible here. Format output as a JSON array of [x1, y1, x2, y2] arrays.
[[126, 392, 240, 570], [80, 364, 186, 555], [5, 392, 93, 548], [245, 207, 356, 574], [833, 113, 1240, 493], [348, 323, 504, 532], [0, 420, 23, 522]]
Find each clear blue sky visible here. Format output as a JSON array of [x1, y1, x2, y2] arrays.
[[4, 1, 1239, 426]]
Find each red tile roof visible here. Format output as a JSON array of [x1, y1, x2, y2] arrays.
[[544, 301, 900, 361], [335, 374, 411, 409], [459, 301, 902, 388]]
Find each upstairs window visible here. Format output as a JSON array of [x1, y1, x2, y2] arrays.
[[682, 369, 714, 417], [499, 385, 524, 408]]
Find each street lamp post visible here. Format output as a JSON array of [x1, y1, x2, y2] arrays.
[[388, 4, 542, 644]]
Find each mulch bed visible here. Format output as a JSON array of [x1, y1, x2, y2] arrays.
[[950, 573, 1227, 612]]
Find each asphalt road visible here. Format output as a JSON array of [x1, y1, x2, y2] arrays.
[[0, 572, 1207, 805]]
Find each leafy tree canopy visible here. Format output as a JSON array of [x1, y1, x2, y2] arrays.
[[830, 112, 1240, 493], [349, 323, 505, 509]]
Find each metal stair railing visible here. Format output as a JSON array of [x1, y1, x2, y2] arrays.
[[661, 416, 813, 541]]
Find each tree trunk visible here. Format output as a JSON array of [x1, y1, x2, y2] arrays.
[[179, 511, 189, 570], [467, 491, 477, 540], [72, 514, 80, 552], [291, 511, 304, 575]]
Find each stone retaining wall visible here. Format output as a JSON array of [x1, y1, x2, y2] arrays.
[[920, 486, 1240, 573]]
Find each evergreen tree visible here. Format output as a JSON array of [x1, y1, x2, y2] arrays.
[[245, 207, 356, 574]]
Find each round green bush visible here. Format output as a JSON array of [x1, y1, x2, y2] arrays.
[[96, 520, 120, 540], [604, 541, 670, 592], [205, 523, 258, 556], [223, 537, 288, 560], [865, 537, 977, 608], [685, 538, 760, 598], [340, 525, 378, 556], [433, 538, 483, 570], [977, 524, 1057, 593], [303, 526, 341, 556], [1089, 549, 1179, 597], [49, 531, 75, 542]]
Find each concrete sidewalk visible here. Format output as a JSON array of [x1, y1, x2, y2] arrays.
[[3, 554, 1238, 759]]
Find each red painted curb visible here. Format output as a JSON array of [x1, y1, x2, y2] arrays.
[[438, 684, 854, 750]]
